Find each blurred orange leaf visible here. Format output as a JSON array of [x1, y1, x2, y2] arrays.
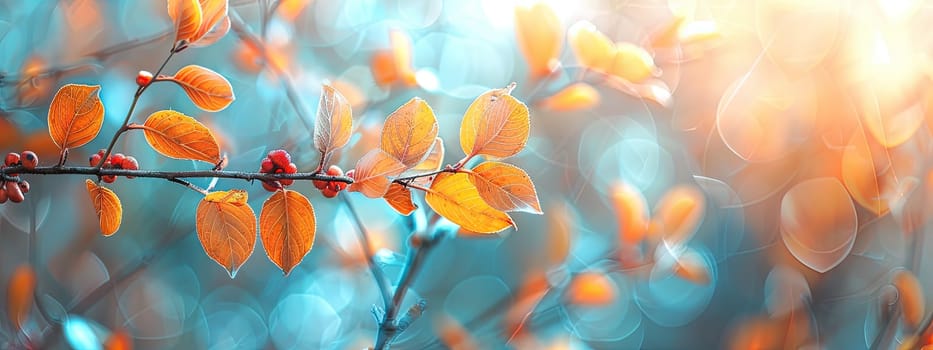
[[383, 183, 417, 216], [196, 189, 256, 278], [565, 271, 615, 306], [514, 3, 562, 78], [347, 149, 406, 198], [460, 84, 530, 160], [313, 85, 353, 166], [546, 201, 574, 266], [85, 179, 122, 236], [425, 172, 515, 234], [539, 82, 600, 112], [170, 65, 235, 112], [610, 181, 649, 245], [7, 265, 35, 330], [652, 185, 705, 245], [190, 0, 228, 46], [568, 21, 616, 73], [371, 29, 416, 87], [48, 84, 105, 150], [260, 189, 316, 275], [841, 131, 897, 215], [104, 329, 133, 350], [467, 161, 541, 214], [609, 42, 657, 84], [673, 253, 711, 285], [381, 98, 439, 167], [167, 0, 203, 43], [142, 110, 221, 164], [410, 137, 445, 173], [893, 269, 924, 328]]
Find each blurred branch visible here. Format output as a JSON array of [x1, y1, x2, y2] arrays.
[[339, 195, 393, 309]]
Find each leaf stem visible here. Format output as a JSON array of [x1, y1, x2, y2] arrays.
[[393, 167, 459, 184]]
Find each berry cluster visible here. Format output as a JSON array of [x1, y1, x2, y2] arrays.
[[313, 165, 349, 198], [89, 149, 139, 183], [260, 149, 298, 192], [0, 151, 37, 204]]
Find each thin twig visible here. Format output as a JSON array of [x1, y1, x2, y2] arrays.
[[2, 165, 352, 183], [340, 194, 393, 309]]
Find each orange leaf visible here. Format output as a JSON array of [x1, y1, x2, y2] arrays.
[[652, 185, 705, 246], [170, 65, 235, 112], [893, 269, 925, 328], [7, 265, 36, 330], [608, 42, 657, 84], [565, 272, 615, 306], [381, 98, 439, 167], [514, 3, 563, 78], [104, 329, 133, 350], [167, 0, 203, 43], [467, 161, 541, 214], [347, 149, 406, 198], [47, 84, 105, 150], [425, 172, 514, 234], [85, 179, 122, 236], [195, 190, 256, 278], [410, 137, 445, 173], [142, 110, 221, 164], [568, 21, 616, 72], [539, 82, 600, 112], [313, 85, 353, 165], [191, 15, 230, 48], [190, 0, 228, 45], [260, 189, 316, 275], [460, 84, 530, 160], [609, 181, 649, 245], [383, 183, 417, 215]]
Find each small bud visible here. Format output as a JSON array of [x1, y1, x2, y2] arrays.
[[136, 70, 154, 86]]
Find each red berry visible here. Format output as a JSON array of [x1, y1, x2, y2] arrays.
[[122, 156, 139, 179], [267, 149, 291, 168], [5, 152, 20, 166], [312, 179, 327, 190], [0, 187, 7, 204], [5, 181, 23, 203], [333, 181, 347, 192], [89, 154, 102, 167], [260, 158, 274, 173], [20, 151, 37, 170], [261, 180, 281, 192], [136, 70, 153, 86], [322, 187, 338, 198], [17, 181, 29, 194], [326, 165, 343, 176], [102, 175, 116, 183], [110, 153, 125, 168], [286, 163, 298, 174], [280, 179, 294, 186]]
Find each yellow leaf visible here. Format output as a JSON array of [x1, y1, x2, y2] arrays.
[[608, 42, 657, 84], [381, 98, 439, 167], [383, 183, 417, 215], [190, 0, 228, 45], [47, 84, 105, 150], [347, 149, 407, 198], [196, 189, 256, 278], [142, 110, 221, 164], [568, 21, 616, 72], [260, 189, 316, 275], [313, 84, 353, 165], [85, 179, 122, 236], [893, 269, 924, 328], [460, 85, 530, 160], [539, 82, 600, 112], [425, 172, 514, 234], [410, 137, 445, 172], [467, 161, 541, 214], [7, 265, 35, 330], [167, 0, 203, 43], [170, 65, 235, 112], [514, 3, 563, 78]]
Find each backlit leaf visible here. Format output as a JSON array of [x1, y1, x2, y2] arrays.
[[893, 269, 924, 328], [780, 177, 857, 273], [7, 265, 36, 330], [383, 183, 417, 215], [190, 15, 229, 48], [196, 189, 256, 278], [568, 21, 616, 72], [380, 98, 439, 167], [142, 110, 221, 164], [190, 0, 228, 45], [170, 65, 235, 112], [85, 179, 122, 236], [608, 42, 657, 84], [467, 161, 541, 214], [48, 84, 105, 150], [841, 131, 897, 215], [167, 0, 202, 43], [565, 271, 615, 306], [313, 85, 353, 166], [410, 137, 445, 172], [260, 189, 316, 275], [425, 172, 514, 234], [514, 3, 562, 78], [539, 82, 600, 112], [460, 85, 531, 160], [652, 185, 705, 246], [609, 181, 649, 245], [347, 149, 406, 198]]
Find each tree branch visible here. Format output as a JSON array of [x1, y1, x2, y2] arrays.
[[1, 165, 353, 184]]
